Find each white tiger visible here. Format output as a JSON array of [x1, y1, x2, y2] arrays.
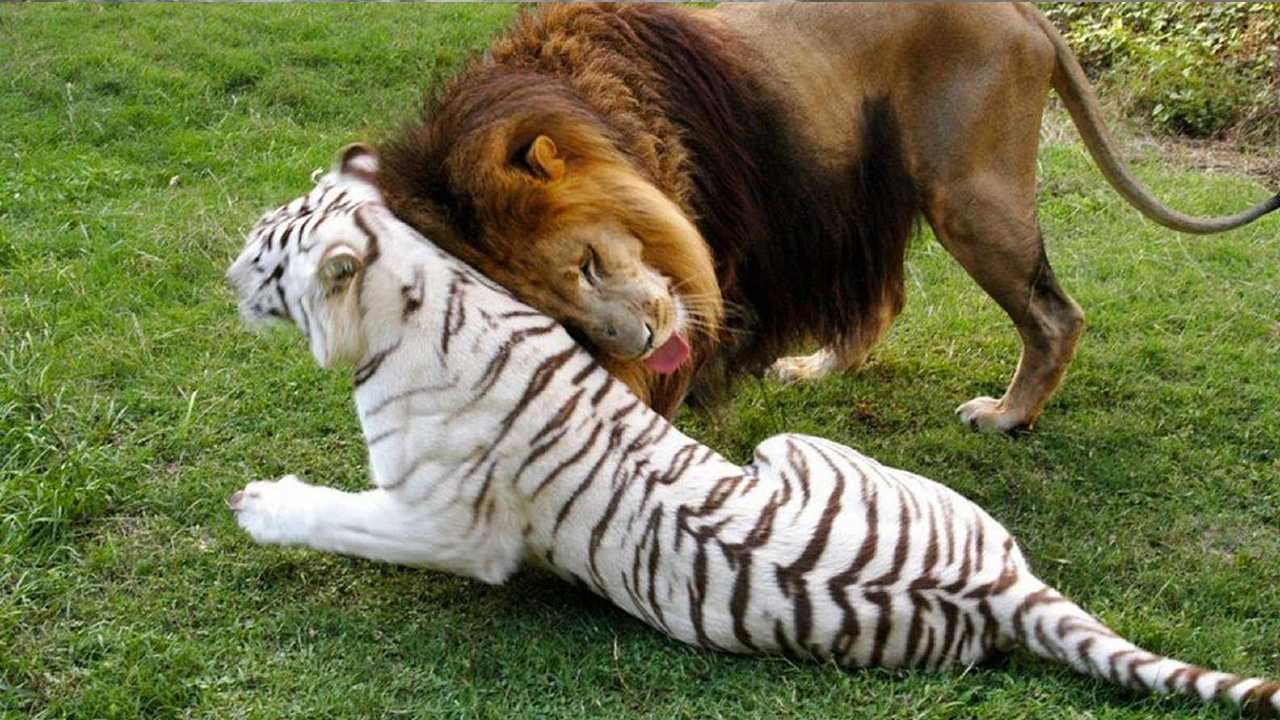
[[224, 145, 1280, 715]]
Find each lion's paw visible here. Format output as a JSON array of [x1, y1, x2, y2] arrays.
[[228, 475, 311, 546], [955, 396, 1031, 434], [767, 349, 839, 385]]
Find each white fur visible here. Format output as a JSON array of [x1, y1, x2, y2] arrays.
[[223, 157, 1279, 715]]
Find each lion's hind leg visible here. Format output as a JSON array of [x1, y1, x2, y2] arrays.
[[926, 180, 1085, 433], [909, 14, 1082, 433]]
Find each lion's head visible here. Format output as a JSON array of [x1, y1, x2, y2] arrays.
[[377, 63, 723, 409]]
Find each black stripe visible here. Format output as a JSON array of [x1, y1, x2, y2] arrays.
[[354, 339, 403, 388]]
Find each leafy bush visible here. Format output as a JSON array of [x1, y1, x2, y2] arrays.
[[1043, 3, 1279, 142]]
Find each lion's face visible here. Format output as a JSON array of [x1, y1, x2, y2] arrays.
[[505, 221, 684, 365], [379, 97, 724, 381], [478, 150, 720, 375], [430, 131, 720, 376]]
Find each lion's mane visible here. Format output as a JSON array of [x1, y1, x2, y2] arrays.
[[378, 4, 919, 415]]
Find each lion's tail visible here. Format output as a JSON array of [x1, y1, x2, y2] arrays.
[[1024, 5, 1279, 235]]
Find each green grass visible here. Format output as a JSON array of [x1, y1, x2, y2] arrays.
[[2, 5, 1279, 719], [1042, 3, 1280, 142]]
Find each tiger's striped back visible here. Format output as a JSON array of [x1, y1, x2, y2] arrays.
[[227, 147, 1279, 716]]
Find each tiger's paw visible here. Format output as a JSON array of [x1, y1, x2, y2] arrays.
[[955, 396, 1031, 434], [228, 475, 311, 546], [767, 349, 840, 385]]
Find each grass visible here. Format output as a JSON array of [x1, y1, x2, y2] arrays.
[[2, 4, 1278, 719], [1042, 3, 1280, 143]]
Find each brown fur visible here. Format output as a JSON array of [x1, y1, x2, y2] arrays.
[[378, 26, 724, 416], [378, 2, 1278, 430]]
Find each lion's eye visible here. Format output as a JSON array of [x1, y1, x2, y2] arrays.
[[580, 247, 600, 286]]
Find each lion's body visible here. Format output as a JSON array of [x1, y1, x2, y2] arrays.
[[377, 2, 1277, 429]]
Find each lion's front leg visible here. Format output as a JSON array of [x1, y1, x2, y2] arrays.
[[767, 347, 846, 384], [767, 300, 900, 385]]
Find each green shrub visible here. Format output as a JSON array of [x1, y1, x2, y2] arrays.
[[1043, 3, 1279, 142]]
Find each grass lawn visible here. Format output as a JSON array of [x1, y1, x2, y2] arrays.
[[3, 5, 1279, 719]]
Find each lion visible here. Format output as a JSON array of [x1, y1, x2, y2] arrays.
[[375, 3, 1278, 431]]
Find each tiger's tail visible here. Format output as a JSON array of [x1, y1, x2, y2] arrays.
[[996, 579, 1279, 716]]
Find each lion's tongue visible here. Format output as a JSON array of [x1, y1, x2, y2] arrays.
[[642, 333, 690, 375]]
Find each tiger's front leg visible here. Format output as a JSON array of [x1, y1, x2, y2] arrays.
[[228, 475, 439, 563], [228, 475, 525, 583], [228, 475, 318, 547]]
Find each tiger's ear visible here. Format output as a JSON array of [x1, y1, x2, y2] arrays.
[[337, 143, 379, 177], [520, 135, 565, 181], [318, 243, 363, 294]]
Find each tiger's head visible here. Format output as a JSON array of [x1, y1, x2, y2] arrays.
[[226, 145, 389, 369]]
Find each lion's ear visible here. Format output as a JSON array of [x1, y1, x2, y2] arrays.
[[520, 135, 566, 181]]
